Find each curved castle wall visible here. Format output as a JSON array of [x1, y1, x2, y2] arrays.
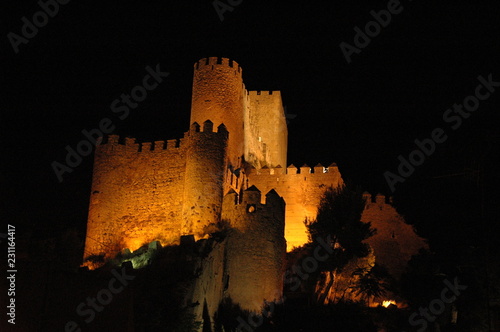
[[222, 187, 286, 312], [181, 121, 228, 238], [245, 91, 288, 168], [190, 57, 246, 170]]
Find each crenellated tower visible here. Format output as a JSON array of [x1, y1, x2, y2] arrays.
[[190, 57, 246, 170], [190, 57, 288, 172], [181, 121, 229, 238], [222, 186, 286, 311]]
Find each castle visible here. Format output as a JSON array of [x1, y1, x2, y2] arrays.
[[83, 57, 426, 321], [84, 56, 344, 255]]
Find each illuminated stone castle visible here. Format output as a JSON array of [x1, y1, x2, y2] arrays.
[[84, 57, 343, 257], [83, 57, 425, 317]]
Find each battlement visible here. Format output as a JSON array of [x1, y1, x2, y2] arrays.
[[97, 121, 228, 154], [248, 163, 339, 176], [247, 90, 281, 97], [223, 186, 285, 207], [193, 57, 242, 75], [186, 120, 228, 137], [98, 135, 181, 153], [222, 186, 285, 235], [363, 192, 393, 206], [222, 187, 286, 313], [246, 90, 284, 105]]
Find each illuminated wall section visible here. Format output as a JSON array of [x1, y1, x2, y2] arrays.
[[245, 90, 288, 169], [85, 135, 186, 257], [190, 57, 246, 170], [222, 187, 286, 311], [246, 163, 344, 251]]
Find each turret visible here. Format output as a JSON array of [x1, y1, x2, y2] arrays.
[[222, 187, 286, 312], [191, 57, 246, 169], [181, 121, 229, 239]]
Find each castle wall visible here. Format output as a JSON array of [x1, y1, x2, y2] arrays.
[[246, 91, 288, 168], [361, 193, 428, 279], [85, 135, 187, 258], [187, 238, 227, 331], [222, 188, 286, 312], [247, 164, 343, 251], [181, 122, 228, 239], [190, 57, 246, 169]]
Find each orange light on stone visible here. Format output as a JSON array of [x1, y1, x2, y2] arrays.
[[125, 238, 146, 252], [382, 300, 396, 307]]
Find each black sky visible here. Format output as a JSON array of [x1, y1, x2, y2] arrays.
[[1, 0, 499, 236]]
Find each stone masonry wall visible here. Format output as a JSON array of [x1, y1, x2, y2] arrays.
[[246, 90, 288, 169], [85, 135, 187, 258], [181, 122, 228, 239], [186, 238, 227, 331], [247, 164, 343, 250], [190, 57, 246, 170], [361, 193, 428, 279], [222, 187, 286, 312]]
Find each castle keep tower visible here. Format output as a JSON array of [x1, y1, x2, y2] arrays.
[[190, 57, 288, 171], [190, 57, 246, 169]]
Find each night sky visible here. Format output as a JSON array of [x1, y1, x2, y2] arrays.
[[2, 1, 499, 238]]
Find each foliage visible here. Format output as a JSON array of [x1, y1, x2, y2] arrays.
[[214, 297, 264, 332], [273, 300, 378, 332], [304, 183, 375, 273], [298, 183, 376, 306], [351, 264, 391, 305]]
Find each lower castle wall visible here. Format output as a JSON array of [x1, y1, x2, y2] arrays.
[[187, 239, 227, 331]]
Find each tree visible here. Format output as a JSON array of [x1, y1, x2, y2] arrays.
[[351, 264, 391, 306], [304, 183, 375, 304]]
